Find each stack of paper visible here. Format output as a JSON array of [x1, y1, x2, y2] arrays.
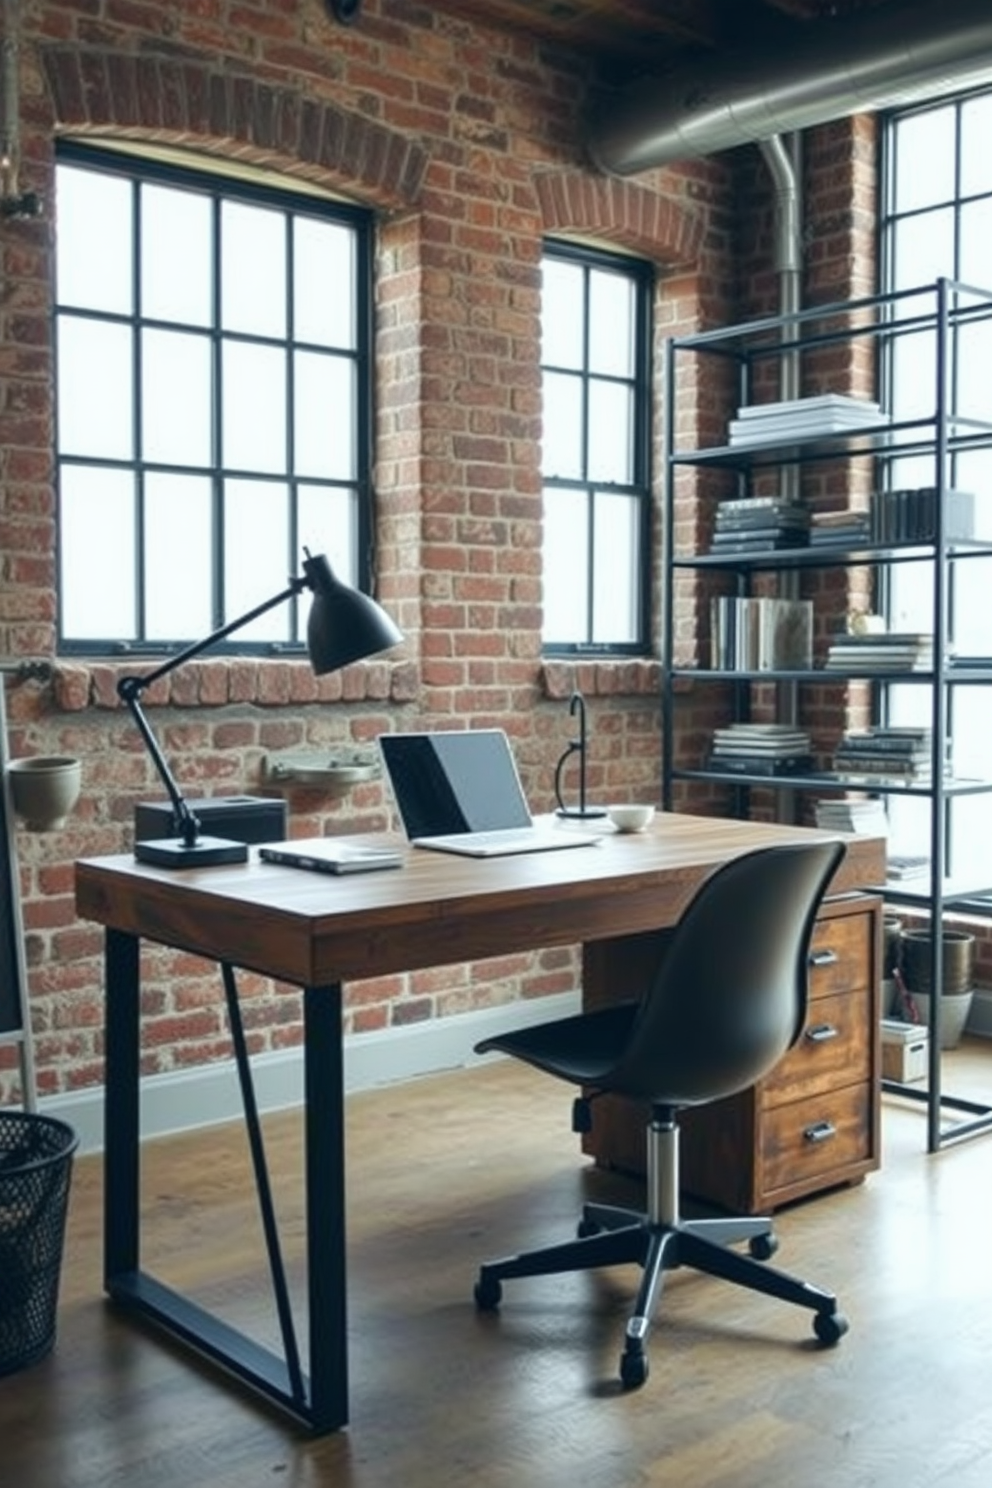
[[728, 394, 884, 448], [814, 797, 889, 834]]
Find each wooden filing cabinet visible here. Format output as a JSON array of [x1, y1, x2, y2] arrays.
[[581, 892, 882, 1214]]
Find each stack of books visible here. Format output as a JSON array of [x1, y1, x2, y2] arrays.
[[824, 631, 934, 673], [708, 723, 814, 777], [709, 497, 810, 555], [808, 510, 872, 548], [814, 796, 889, 835], [869, 486, 975, 545], [710, 596, 813, 671], [831, 727, 934, 783], [727, 394, 884, 449]]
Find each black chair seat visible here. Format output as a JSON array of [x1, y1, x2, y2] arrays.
[[475, 1003, 639, 1086]]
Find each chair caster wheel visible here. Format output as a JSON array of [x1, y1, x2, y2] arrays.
[[577, 1217, 601, 1238], [749, 1232, 778, 1261], [813, 1309, 849, 1346], [474, 1273, 502, 1311], [619, 1347, 649, 1390]]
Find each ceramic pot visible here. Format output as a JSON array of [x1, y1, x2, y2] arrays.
[[6, 756, 82, 831], [899, 928, 975, 998], [902, 990, 974, 1050]]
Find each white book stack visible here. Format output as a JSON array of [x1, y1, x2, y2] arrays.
[[824, 631, 934, 673], [727, 394, 884, 449], [709, 723, 814, 778], [814, 797, 889, 835]]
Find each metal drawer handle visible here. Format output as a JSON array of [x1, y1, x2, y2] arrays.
[[803, 1120, 837, 1144], [809, 949, 839, 967], [805, 1022, 839, 1043]]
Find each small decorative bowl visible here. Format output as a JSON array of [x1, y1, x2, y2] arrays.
[[607, 803, 655, 834]]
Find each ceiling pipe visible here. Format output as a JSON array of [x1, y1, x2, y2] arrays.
[[588, 0, 992, 175]]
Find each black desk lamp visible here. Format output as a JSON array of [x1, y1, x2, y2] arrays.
[[553, 691, 606, 820], [118, 549, 402, 869]]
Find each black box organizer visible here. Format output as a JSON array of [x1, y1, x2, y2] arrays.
[[135, 795, 287, 846]]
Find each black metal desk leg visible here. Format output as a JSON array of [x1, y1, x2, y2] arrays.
[[104, 928, 141, 1283], [303, 983, 349, 1434]]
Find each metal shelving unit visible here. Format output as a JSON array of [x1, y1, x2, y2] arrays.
[[661, 276, 992, 1151]]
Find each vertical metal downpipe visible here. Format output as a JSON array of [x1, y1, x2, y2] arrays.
[[759, 133, 803, 476], [758, 136, 803, 813]]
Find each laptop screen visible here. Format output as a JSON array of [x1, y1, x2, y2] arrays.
[[379, 730, 533, 838]]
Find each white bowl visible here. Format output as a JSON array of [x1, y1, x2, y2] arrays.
[[607, 803, 655, 834]]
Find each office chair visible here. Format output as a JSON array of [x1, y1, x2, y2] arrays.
[[472, 840, 849, 1390]]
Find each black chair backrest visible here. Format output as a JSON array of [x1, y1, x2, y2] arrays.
[[607, 841, 846, 1108]]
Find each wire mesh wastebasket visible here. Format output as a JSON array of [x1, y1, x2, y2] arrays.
[[0, 1110, 78, 1375]]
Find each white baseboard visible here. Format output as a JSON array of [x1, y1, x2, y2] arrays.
[[41, 991, 581, 1155]]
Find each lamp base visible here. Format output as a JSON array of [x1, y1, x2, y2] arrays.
[[134, 835, 250, 869], [555, 806, 608, 820]]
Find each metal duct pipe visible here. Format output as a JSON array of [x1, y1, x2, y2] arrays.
[[760, 134, 802, 762], [759, 133, 802, 403], [589, 0, 992, 175]]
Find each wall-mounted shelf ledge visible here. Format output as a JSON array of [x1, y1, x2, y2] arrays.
[[264, 750, 380, 790]]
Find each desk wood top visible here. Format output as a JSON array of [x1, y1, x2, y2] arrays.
[[75, 812, 886, 988]]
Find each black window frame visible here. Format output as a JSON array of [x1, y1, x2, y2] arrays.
[[54, 140, 376, 660], [878, 83, 992, 912], [540, 239, 654, 657]]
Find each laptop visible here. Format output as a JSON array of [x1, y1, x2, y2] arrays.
[[378, 729, 601, 857]]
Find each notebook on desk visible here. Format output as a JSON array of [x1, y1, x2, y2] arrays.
[[259, 838, 403, 874], [378, 729, 601, 857]]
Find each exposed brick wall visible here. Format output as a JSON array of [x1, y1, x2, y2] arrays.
[[1, 0, 946, 1106]]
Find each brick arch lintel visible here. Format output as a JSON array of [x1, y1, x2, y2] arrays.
[[536, 170, 703, 267], [39, 46, 428, 212]]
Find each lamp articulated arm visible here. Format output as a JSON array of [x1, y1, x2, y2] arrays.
[[117, 550, 402, 869], [116, 575, 307, 850]]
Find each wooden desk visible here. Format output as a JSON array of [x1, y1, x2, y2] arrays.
[[75, 812, 884, 1435]]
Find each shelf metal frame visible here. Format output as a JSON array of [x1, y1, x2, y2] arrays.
[[662, 275, 992, 1153]]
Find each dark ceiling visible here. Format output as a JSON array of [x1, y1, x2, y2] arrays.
[[435, 0, 909, 81]]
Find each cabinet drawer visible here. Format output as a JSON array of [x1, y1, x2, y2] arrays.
[[808, 911, 874, 1000], [761, 1082, 871, 1195], [764, 987, 872, 1107]]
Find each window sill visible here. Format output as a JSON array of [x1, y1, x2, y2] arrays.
[[48, 657, 418, 711], [541, 657, 660, 700]]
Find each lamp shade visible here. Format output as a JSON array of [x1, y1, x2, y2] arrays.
[[302, 552, 403, 674]]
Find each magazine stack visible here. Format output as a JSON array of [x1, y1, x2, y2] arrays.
[[831, 726, 934, 783], [808, 509, 872, 547], [726, 394, 883, 448], [708, 723, 813, 777], [824, 631, 934, 673], [813, 796, 889, 835], [709, 497, 810, 555]]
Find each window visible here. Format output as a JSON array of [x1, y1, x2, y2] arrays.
[[54, 143, 373, 655], [540, 243, 653, 653], [880, 88, 992, 892]]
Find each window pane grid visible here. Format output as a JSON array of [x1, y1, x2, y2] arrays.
[[55, 143, 371, 654], [541, 242, 652, 654], [881, 86, 992, 895]]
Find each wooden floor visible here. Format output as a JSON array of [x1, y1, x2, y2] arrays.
[[3, 1047, 992, 1488]]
